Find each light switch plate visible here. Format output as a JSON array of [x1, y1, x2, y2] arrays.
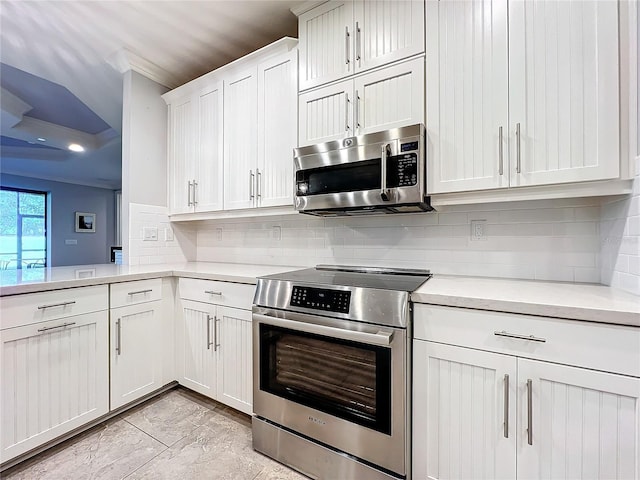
[[143, 227, 158, 241], [65, 239, 77, 245]]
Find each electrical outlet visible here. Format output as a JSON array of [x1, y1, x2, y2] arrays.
[[143, 227, 158, 241], [65, 239, 77, 245], [216, 228, 223, 241], [470, 220, 487, 241], [164, 227, 174, 241], [272, 226, 281, 241]]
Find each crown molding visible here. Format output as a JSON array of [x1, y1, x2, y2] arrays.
[[107, 48, 180, 89]]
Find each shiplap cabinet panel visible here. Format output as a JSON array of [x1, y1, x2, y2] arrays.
[[517, 359, 639, 480], [509, 0, 620, 187], [354, 0, 424, 73], [110, 301, 162, 410], [299, 80, 353, 146], [257, 50, 297, 208], [195, 82, 224, 212], [298, 1, 354, 91], [224, 68, 258, 211], [168, 96, 194, 214], [0, 312, 109, 463], [178, 300, 217, 399], [217, 307, 253, 415], [427, 0, 509, 194], [413, 341, 517, 480]]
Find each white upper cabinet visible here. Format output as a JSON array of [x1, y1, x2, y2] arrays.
[[256, 49, 298, 208], [168, 96, 195, 214], [354, 0, 425, 73], [298, 1, 354, 91], [224, 67, 258, 211], [298, 1, 425, 91], [299, 57, 424, 146], [195, 82, 224, 212], [508, 0, 620, 187], [428, 0, 622, 196]]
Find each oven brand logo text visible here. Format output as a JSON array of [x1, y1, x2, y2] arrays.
[[308, 416, 326, 426]]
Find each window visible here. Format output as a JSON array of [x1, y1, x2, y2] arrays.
[[0, 187, 47, 270]]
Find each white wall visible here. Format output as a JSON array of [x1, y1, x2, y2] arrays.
[[121, 70, 169, 264], [1, 174, 116, 266]]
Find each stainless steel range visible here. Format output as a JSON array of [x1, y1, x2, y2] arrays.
[[252, 265, 431, 480]]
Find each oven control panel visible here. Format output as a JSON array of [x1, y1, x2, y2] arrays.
[[290, 286, 351, 314]]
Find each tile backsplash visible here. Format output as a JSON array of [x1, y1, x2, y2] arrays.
[[195, 198, 605, 284]]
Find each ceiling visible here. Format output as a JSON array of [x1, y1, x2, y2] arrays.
[[0, 0, 301, 190]]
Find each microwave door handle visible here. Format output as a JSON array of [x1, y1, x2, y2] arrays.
[[381, 143, 391, 201], [253, 313, 393, 347]]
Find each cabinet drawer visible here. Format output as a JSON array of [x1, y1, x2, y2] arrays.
[[413, 304, 640, 378], [110, 278, 162, 308], [178, 278, 254, 310], [0, 285, 109, 330]]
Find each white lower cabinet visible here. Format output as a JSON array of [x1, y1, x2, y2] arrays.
[[413, 306, 640, 480], [177, 278, 254, 415], [0, 311, 109, 463], [109, 301, 163, 410]]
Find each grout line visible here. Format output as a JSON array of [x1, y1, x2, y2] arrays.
[[122, 418, 173, 448], [121, 445, 170, 480]]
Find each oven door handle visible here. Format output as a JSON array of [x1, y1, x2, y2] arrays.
[[254, 313, 394, 347]]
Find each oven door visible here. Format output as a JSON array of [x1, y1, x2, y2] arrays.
[[252, 306, 408, 476]]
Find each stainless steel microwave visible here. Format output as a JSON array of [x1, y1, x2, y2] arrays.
[[293, 124, 432, 216]]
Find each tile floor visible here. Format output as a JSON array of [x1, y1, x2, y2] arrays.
[[1, 387, 307, 480]]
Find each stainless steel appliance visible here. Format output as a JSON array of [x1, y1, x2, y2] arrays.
[[293, 124, 432, 216], [252, 265, 432, 480]]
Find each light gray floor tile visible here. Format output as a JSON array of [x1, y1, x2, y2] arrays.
[[2, 419, 166, 480], [253, 461, 309, 480], [122, 389, 217, 447]]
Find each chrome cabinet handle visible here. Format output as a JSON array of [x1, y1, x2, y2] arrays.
[[503, 374, 509, 438], [37, 322, 76, 332], [116, 318, 122, 355], [355, 90, 360, 132], [193, 180, 198, 205], [345, 93, 350, 132], [499, 126, 504, 176], [213, 316, 220, 352], [494, 330, 546, 343], [516, 123, 521, 173], [345, 26, 350, 65], [256, 169, 262, 199], [187, 181, 193, 206], [380, 143, 391, 201], [204, 290, 222, 296], [37, 301, 76, 310], [249, 170, 255, 200], [356, 22, 361, 61], [128, 289, 152, 296], [206, 314, 212, 350], [527, 379, 533, 445]]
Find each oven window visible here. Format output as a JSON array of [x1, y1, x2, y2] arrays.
[[259, 324, 391, 435]]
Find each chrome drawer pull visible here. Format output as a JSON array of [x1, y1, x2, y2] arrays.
[[37, 322, 76, 332], [37, 301, 76, 310], [207, 315, 212, 350], [527, 379, 533, 445], [127, 289, 153, 296], [204, 290, 223, 296], [494, 330, 546, 343], [503, 373, 509, 438]]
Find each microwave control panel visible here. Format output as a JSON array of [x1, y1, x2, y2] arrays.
[[290, 286, 351, 314], [389, 152, 418, 187]]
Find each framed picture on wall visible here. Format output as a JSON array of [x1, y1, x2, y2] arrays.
[[75, 212, 96, 233]]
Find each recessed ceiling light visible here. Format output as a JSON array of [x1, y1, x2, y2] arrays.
[[37, 137, 46, 142], [68, 143, 85, 152]]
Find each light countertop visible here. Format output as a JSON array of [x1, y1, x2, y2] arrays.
[[1, 262, 638, 327], [412, 275, 640, 327]]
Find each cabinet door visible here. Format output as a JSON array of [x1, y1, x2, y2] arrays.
[[178, 300, 217, 399], [508, 0, 620, 187], [426, 0, 509, 194], [413, 341, 517, 480], [299, 79, 353, 147], [195, 81, 224, 212], [0, 312, 109, 463], [298, 1, 354, 91], [168, 96, 195, 214], [354, 0, 424, 73], [257, 50, 297, 208], [224, 68, 258, 210], [354, 57, 424, 136], [517, 359, 639, 480], [216, 306, 253, 415], [110, 301, 162, 410]]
